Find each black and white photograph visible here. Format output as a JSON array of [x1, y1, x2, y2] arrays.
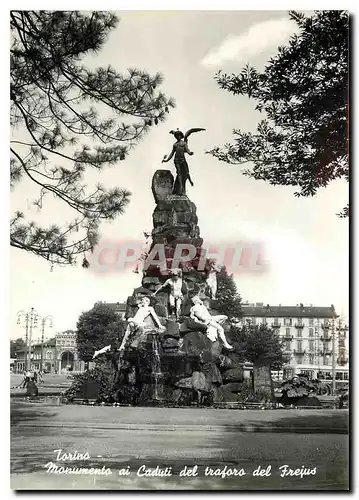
[[9, 8, 349, 491]]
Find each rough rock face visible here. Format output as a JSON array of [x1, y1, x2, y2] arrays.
[[148, 170, 205, 283], [151, 170, 174, 203], [222, 367, 244, 383], [70, 169, 247, 406], [152, 196, 201, 245], [113, 171, 249, 405], [151, 169, 201, 244]]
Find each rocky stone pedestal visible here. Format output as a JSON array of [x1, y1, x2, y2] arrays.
[[68, 169, 247, 407], [112, 169, 248, 406]]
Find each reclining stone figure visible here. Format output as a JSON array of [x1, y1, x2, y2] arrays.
[[189, 296, 233, 350]]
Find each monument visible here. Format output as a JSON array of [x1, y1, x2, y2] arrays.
[[67, 128, 245, 406]]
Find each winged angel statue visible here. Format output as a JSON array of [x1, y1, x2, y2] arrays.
[[162, 128, 205, 195]]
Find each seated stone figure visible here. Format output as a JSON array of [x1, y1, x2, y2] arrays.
[[190, 296, 233, 350], [120, 296, 165, 350]]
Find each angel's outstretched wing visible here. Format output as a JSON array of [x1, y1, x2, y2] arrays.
[[184, 128, 206, 142]]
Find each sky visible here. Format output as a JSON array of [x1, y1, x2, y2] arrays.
[[9, 10, 349, 340]]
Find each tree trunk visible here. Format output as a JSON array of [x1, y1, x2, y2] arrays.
[[253, 363, 274, 401]]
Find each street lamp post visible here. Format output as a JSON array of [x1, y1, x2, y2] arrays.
[[29, 309, 39, 368], [17, 309, 54, 371], [40, 316, 53, 371], [335, 318, 349, 390], [17, 308, 39, 371], [331, 317, 336, 396], [16, 312, 29, 371]]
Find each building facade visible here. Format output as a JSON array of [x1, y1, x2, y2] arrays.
[[94, 301, 127, 318], [14, 331, 85, 373], [240, 303, 349, 391]]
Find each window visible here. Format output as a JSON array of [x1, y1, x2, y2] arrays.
[[285, 340, 291, 351], [301, 370, 313, 380], [297, 330, 302, 338], [284, 318, 292, 326], [273, 318, 279, 326], [344, 372, 349, 381], [309, 328, 314, 337], [308, 354, 314, 365], [308, 341, 314, 351], [297, 318, 303, 326], [285, 328, 291, 337], [297, 341, 302, 352], [296, 354, 303, 364], [309, 318, 314, 326], [284, 369, 294, 379], [335, 372, 343, 380], [323, 356, 329, 366], [252, 318, 257, 325]]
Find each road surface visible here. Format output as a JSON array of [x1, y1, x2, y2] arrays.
[[11, 401, 349, 490]]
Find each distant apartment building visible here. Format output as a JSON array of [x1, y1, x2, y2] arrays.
[[240, 302, 349, 390], [14, 330, 85, 373], [88, 299, 349, 392], [94, 301, 127, 319]]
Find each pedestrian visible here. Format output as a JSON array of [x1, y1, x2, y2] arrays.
[[26, 377, 38, 398], [18, 371, 27, 389], [33, 371, 38, 383], [38, 369, 44, 383], [23, 370, 31, 388]]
